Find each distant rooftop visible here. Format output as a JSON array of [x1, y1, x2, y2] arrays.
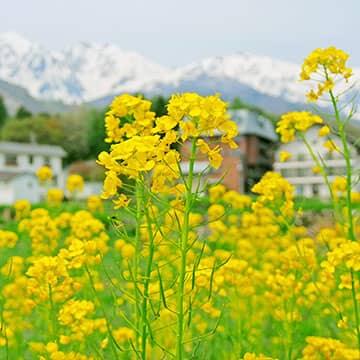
[[230, 109, 278, 142], [0, 142, 67, 157]]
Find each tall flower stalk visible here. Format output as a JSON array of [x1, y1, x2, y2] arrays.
[[97, 93, 238, 358], [327, 86, 360, 350], [134, 179, 143, 351], [277, 46, 360, 356], [176, 138, 197, 360]]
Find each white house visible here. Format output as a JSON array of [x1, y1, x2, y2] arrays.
[[0, 141, 66, 204], [274, 127, 360, 198]]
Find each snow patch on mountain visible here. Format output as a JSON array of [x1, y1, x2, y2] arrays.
[[0, 32, 169, 104], [0, 32, 359, 108]]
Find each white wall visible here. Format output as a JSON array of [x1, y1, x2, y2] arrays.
[[274, 127, 360, 198], [0, 183, 14, 205], [0, 152, 65, 188], [67, 181, 103, 200], [12, 174, 41, 203]]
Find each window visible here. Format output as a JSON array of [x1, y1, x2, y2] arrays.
[[298, 168, 306, 177], [312, 184, 319, 196], [5, 154, 17, 166], [43, 157, 51, 166], [297, 153, 306, 161], [334, 166, 346, 176], [282, 168, 297, 177], [327, 166, 335, 176]]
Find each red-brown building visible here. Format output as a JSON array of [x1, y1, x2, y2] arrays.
[[180, 109, 278, 193]]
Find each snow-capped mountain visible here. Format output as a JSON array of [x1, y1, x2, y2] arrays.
[[0, 32, 358, 112], [137, 54, 308, 103], [0, 32, 168, 104]]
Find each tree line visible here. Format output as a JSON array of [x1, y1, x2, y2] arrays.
[[0, 94, 277, 165]]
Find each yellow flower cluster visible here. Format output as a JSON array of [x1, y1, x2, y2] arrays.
[[47, 188, 64, 206], [115, 239, 136, 260], [251, 171, 294, 218], [36, 165, 53, 183], [197, 139, 223, 169], [105, 94, 155, 143], [98, 93, 238, 207], [87, 194, 103, 212], [0, 166, 359, 357], [279, 150, 292, 162], [13, 199, 31, 219], [19, 208, 59, 255], [323, 139, 340, 153], [59, 210, 110, 267], [300, 47, 352, 102], [26, 255, 79, 303], [302, 336, 359, 359], [1, 58, 359, 358], [318, 125, 331, 137], [58, 299, 106, 343], [332, 176, 347, 196], [0, 203, 118, 354], [0, 230, 18, 248], [98, 134, 179, 200], [167, 92, 238, 147], [31, 342, 92, 360], [1, 275, 36, 346], [112, 327, 135, 345], [321, 240, 360, 274], [99, 112, 180, 203], [1, 256, 24, 277], [276, 111, 323, 143], [66, 174, 84, 194]]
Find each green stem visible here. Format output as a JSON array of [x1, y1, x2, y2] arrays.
[[328, 89, 356, 242], [327, 84, 359, 351], [300, 135, 339, 218], [140, 187, 156, 360], [350, 269, 360, 351], [48, 284, 57, 340], [176, 138, 197, 360], [85, 266, 119, 360], [286, 280, 298, 360], [134, 180, 143, 351]]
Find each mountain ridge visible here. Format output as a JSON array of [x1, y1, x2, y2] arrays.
[[0, 32, 359, 116], [0, 78, 71, 114]]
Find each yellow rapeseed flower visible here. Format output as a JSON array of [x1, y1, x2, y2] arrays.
[[36, 166, 53, 183], [276, 111, 323, 143], [66, 174, 84, 193], [279, 151, 292, 162]]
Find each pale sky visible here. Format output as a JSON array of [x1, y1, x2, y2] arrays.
[[0, 0, 358, 67]]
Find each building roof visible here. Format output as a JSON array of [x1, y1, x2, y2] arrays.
[[0, 141, 67, 157], [229, 109, 278, 142]]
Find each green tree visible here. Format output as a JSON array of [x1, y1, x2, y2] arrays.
[[1, 116, 62, 144], [1, 113, 88, 164], [59, 109, 90, 164], [15, 106, 32, 119], [87, 107, 108, 158], [151, 95, 168, 116], [0, 96, 8, 128]]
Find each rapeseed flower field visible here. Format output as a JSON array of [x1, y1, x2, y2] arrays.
[[0, 47, 359, 360]]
